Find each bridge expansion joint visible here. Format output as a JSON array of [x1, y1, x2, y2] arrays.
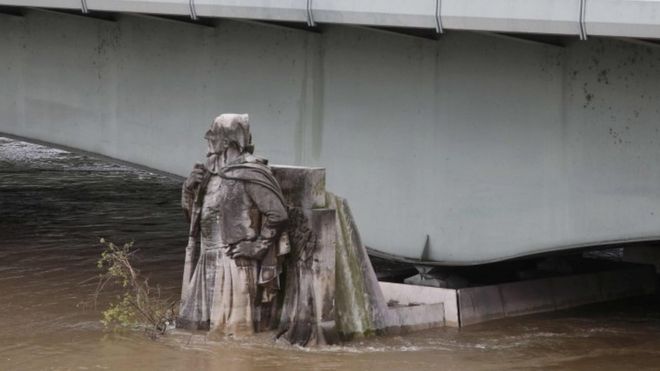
[[579, 0, 588, 40], [188, 0, 197, 20]]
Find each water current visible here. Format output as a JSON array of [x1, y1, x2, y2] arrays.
[[1, 136, 660, 370]]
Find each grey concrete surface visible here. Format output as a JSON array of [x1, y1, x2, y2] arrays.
[[4, 0, 660, 39], [3, 10, 660, 263], [623, 243, 660, 273], [380, 282, 459, 327], [457, 265, 657, 326], [385, 303, 446, 333]]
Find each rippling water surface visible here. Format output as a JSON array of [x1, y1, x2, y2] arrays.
[[2, 136, 660, 371]]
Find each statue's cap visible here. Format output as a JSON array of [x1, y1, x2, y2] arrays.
[[206, 113, 253, 153]]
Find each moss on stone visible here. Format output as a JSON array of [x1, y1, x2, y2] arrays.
[[329, 193, 375, 338]]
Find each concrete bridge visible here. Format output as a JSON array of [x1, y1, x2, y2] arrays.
[[3, 1, 660, 265]]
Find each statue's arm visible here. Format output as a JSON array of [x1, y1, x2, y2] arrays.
[[181, 163, 206, 222], [245, 182, 288, 242], [228, 182, 287, 259]]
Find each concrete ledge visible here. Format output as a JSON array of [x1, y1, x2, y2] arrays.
[[87, 0, 190, 16], [458, 265, 657, 326], [500, 279, 555, 317], [457, 285, 504, 326], [586, 0, 660, 39], [195, 0, 308, 23], [598, 267, 656, 300], [380, 281, 458, 327], [381, 265, 657, 329], [442, 0, 582, 36], [312, 0, 437, 29], [551, 273, 601, 310], [386, 303, 445, 333], [0, 0, 80, 10]]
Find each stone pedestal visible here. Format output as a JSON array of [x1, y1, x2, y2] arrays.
[[271, 165, 401, 343], [271, 166, 336, 345]]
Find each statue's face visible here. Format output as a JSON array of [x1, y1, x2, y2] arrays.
[[204, 128, 226, 156], [205, 114, 250, 160]]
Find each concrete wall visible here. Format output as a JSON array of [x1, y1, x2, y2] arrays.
[[624, 244, 660, 273], [458, 265, 657, 326], [3, 10, 660, 264], [380, 282, 459, 327]]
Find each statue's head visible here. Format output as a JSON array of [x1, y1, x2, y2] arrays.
[[205, 113, 254, 156]]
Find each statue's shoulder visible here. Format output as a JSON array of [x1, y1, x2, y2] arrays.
[[243, 154, 269, 166], [239, 154, 273, 175], [222, 154, 274, 180]]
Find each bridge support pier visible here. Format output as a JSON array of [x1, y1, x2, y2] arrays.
[[381, 263, 657, 327]]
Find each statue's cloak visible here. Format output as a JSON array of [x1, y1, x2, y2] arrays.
[[178, 155, 288, 331]]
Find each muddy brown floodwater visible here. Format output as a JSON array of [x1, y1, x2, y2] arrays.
[[1, 136, 660, 371]]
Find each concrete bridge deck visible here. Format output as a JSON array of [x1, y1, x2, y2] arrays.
[[2, 5, 660, 264], [3, 0, 660, 39]]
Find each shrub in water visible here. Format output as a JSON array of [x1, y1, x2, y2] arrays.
[[93, 238, 177, 339]]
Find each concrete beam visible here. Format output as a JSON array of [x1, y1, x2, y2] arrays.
[[586, 0, 660, 39], [482, 32, 570, 48], [86, 0, 190, 17], [0, 0, 79, 11], [29, 7, 117, 22], [441, 0, 582, 36], [128, 13, 217, 28], [381, 265, 656, 328], [4, 0, 660, 39]]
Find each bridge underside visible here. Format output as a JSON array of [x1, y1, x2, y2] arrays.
[[2, 8, 660, 264]]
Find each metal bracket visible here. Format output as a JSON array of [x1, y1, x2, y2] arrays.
[[80, 0, 89, 14], [189, 0, 198, 21], [414, 235, 433, 279], [578, 0, 587, 40], [434, 0, 443, 34], [306, 0, 315, 27]]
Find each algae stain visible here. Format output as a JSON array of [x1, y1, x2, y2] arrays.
[[311, 36, 325, 163], [328, 193, 374, 336], [295, 33, 325, 166]]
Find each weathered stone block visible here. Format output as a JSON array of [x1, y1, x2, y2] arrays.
[[311, 208, 336, 322], [271, 165, 326, 210], [327, 193, 395, 339]]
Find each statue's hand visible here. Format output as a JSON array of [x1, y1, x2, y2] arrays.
[[184, 163, 206, 190], [228, 240, 268, 260]]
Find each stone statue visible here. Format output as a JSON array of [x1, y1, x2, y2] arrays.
[[176, 114, 413, 345], [177, 113, 289, 336]]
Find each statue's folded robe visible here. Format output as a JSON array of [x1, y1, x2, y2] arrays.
[[178, 156, 288, 331]]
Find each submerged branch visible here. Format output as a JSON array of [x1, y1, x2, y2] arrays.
[[89, 238, 178, 339]]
